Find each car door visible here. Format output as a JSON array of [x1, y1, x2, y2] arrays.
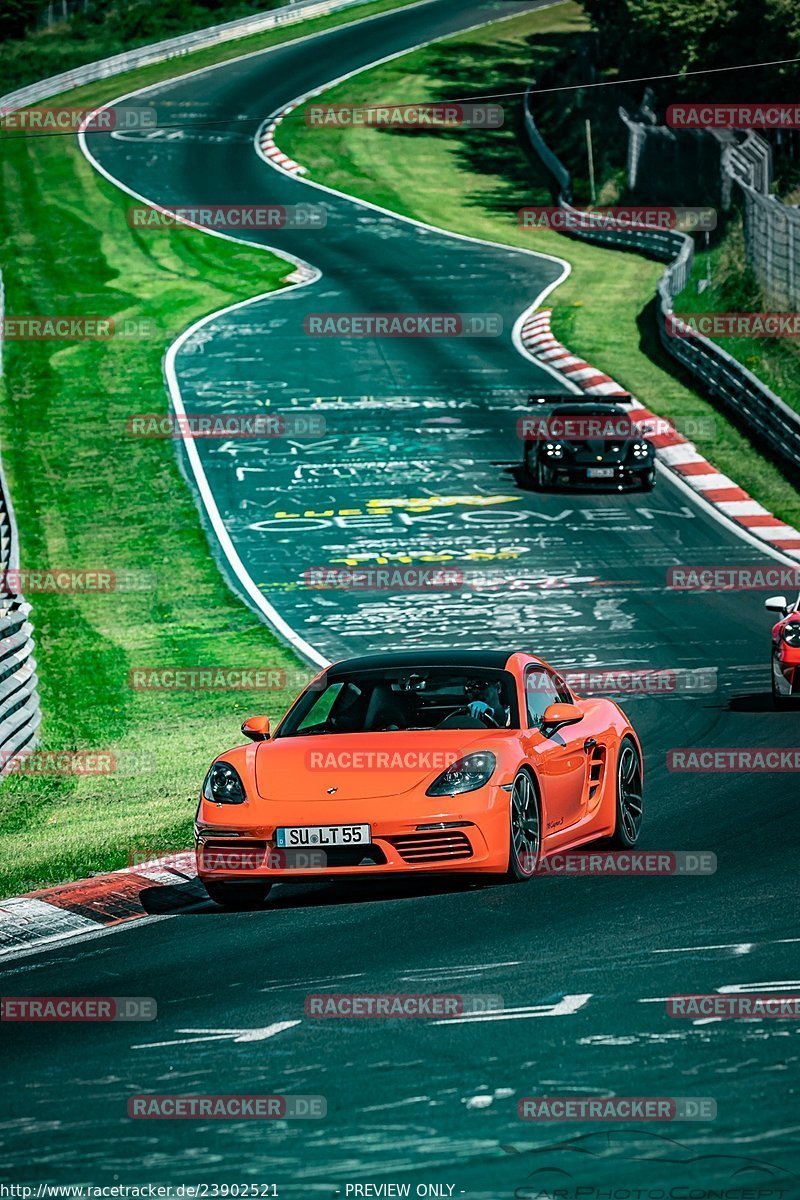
[[520, 666, 587, 838]]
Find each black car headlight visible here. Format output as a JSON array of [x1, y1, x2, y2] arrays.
[[203, 761, 246, 805], [545, 441, 564, 458], [781, 623, 800, 646], [426, 752, 496, 797], [631, 441, 651, 459]]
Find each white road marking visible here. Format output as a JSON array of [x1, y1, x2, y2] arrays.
[[132, 1019, 301, 1049], [431, 994, 592, 1025], [653, 938, 800, 954]]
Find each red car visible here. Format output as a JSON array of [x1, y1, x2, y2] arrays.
[[766, 593, 800, 706], [195, 650, 645, 908]]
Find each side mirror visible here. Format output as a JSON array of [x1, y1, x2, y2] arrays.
[[541, 703, 584, 733], [765, 596, 788, 614], [241, 715, 270, 742]]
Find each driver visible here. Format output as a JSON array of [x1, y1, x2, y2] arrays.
[[466, 679, 509, 726]]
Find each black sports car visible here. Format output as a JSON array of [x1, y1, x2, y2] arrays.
[[521, 393, 656, 491]]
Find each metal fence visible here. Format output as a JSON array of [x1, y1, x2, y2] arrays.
[[523, 86, 800, 477], [1, 0, 376, 112], [624, 113, 800, 313], [723, 134, 800, 312], [0, 272, 41, 775]]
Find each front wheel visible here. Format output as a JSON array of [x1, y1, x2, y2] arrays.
[[640, 468, 656, 492], [505, 770, 541, 881], [609, 737, 644, 847], [771, 653, 795, 709], [204, 880, 272, 909]]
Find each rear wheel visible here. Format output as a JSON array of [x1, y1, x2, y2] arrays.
[[506, 770, 541, 881], [609, 737, 643, 847], [204, 880, 272, 909]]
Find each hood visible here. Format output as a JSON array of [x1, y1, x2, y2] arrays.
[[254, 729, 511, 801]]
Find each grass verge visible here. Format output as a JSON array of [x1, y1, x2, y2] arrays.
[[0, 0, 418, 897], [280, 0, 800, 530]]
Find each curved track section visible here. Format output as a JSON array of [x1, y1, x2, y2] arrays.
[[2, 0, 797, 1189]]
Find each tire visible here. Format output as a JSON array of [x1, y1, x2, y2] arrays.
[[505, 769, 541, 881], [772, 656, 795, 708], [204, 880, 272, 909], [525, 449, 551, 491], [640, 469, 656, 492], [609, 737, 644, 848]]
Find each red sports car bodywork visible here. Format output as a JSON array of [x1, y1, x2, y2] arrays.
[[768, 594, 800, 705]]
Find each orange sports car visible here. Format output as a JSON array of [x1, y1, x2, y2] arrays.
[[195, 651, 644, 907]]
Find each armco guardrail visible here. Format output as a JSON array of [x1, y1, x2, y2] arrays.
[[0, 274, 41, 774], [524, 86, 800, 477], [0, 0, 377, 112]]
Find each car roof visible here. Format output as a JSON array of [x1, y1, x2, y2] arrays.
[[549, 402, 628, 415], [328, 650, 527, 673]]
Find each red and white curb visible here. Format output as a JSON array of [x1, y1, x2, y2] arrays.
[[0, 852, 204, 958], [258, 102, 307, 176], [520, 310, 800, 560]]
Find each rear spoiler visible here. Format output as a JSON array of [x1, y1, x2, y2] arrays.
[[527, 391, 632, 405]]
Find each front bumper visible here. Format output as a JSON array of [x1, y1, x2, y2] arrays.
[[544, 461, 654, 489], [195, 786, 510, 880]]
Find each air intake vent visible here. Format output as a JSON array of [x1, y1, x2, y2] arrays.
[[390, 831, 473, 863]]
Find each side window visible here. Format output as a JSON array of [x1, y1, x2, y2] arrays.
[[296, 682, 344, 732], [524, 667, 569, 727]]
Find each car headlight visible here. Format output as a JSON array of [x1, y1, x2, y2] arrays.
[[426, 752, 496, 797], [781, 623, 800, 646], [545, 442, 564, 458], [631, 441, 651, 458], [203, 761, 246, 805]]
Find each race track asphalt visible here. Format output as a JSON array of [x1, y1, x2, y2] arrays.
[[1, 0, 798, 1192]]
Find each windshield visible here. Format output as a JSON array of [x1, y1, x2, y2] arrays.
[[277, 668, 519, 737]]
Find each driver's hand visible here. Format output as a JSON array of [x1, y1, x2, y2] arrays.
[[468, 700, 490, 719]]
